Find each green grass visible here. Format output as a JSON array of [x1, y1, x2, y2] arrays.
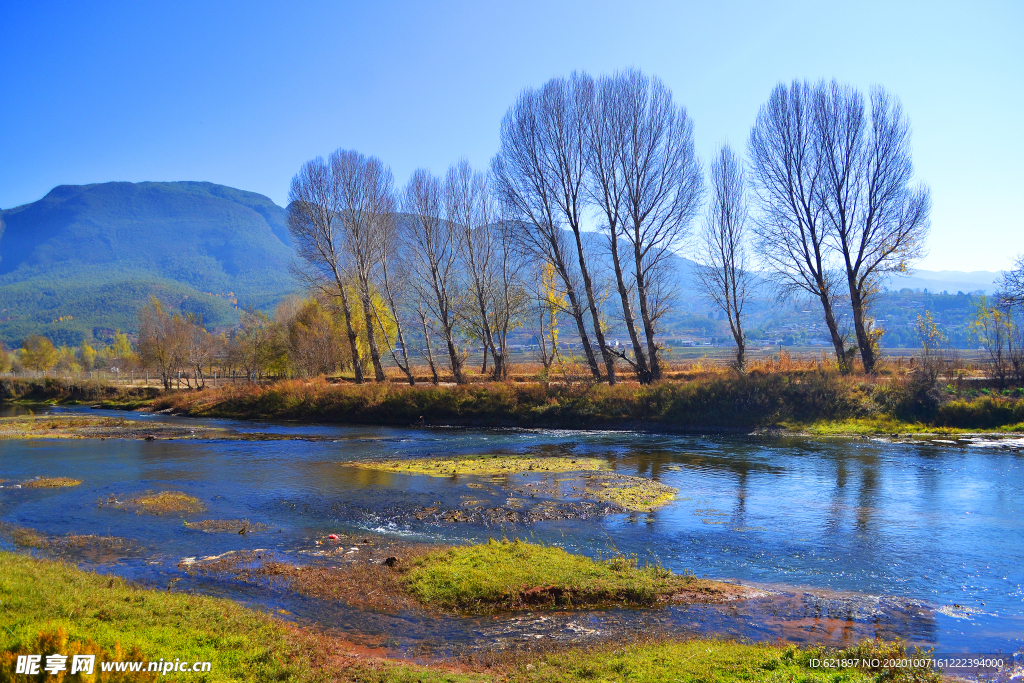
[[789, 416, 1024, 436], [0, 551, 480, 683], [0, 551, 938, 683], [401, 540, 726, 612], [515, 639, 937, 683]]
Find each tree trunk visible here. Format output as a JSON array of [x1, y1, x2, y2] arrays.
[[632, 242, 661, 382], [359, 293, 386, 382], [819, 290, 852, 373], [848, 280, 876, 374], [335, 285, 363, 384], [571, 230, 616, 385], [420, 316, 440, 385], [609, 230, 651, 383]]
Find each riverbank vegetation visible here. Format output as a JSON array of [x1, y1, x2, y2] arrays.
[[2, 356, 1024, 434], [147, 365, 1024, 433], [401, 540, 737, 611], [0, 550, 939, 682]]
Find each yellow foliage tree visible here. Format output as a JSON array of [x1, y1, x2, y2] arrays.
[[20, 336, 59, 372]]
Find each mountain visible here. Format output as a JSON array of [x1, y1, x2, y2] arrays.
[[0, 181, 297, 346], [884, 269, 1001, 295]]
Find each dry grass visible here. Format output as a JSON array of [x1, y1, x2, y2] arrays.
[[21, 476, 82, 488], [101, 490, 206, 515]]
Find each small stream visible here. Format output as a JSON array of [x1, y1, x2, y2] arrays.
[[1, 405, 1021, 659]]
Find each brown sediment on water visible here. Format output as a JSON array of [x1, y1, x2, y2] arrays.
[[180, 537, 759, 617], [184, 519, 269, 534], [21, 476, 82, 489], [101, 490, 206, 515], [0, 415, 232, 441], [0, 522, 139, 563], [179, 538, 445, 613]]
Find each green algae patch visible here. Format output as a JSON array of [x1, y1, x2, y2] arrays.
[[352, 454, 611, 477], [401, 539, 741, 612], [584, 474, 677, 511], [103, 490, 206, 515], [22, 476, 82, 489]]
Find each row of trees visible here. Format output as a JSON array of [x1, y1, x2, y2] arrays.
[[287, 70, 932, 382], [0, 334, 133, 375]]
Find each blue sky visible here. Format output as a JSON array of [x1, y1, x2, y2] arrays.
[[1, 0, 1021, 271]]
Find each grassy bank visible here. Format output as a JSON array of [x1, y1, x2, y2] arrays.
[[149, 373, 1024, 433], [0, 551, 462, 683], [401, 540, 738, 611], [0, 550, 936, 682], [4, 372, 1023, 434]]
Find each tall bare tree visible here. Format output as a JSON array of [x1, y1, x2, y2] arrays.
[[287, 155, 364, 383], [535, 73, 617, 382], [587, 71, 649, 381], [402, 169, 466, 383], [334, 149, 395, 382], [446, 161, 507, 379], [815, 83, 930, 373], [749, 80, 853, 372], [488, 211, 529, 380], [614, 70, 703, 382], [492, 83, 603, 381], [373, 210, 416, 385], [696, 144, 753, 371]]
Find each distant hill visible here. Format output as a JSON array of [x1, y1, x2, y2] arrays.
[[885, 269, 1000, 295], [0, 181, 297, 346]]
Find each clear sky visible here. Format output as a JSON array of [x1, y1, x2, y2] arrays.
[[1, 0, 1021, 271]]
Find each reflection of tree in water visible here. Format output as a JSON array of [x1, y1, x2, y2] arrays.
[[856, 456, 879, 532], [824, 458, 848, 534]]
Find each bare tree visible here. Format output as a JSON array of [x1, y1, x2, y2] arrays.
[[534, 74, 617, 382], [373, 211, 416, 385], [999, 254, 1024, 307], [749, 80, 853, 372], [287, 156, 364, 383], [401, 169, 466, 383], [488, 212, 530, 379], [334, 149, 394, 382], [447, 161, 508, 379], [414, 302, 441, 384], [696, 144, 753, 371], [614, 70, 703, 382], [815, 83, 930, 373], [492, 84, 603, 381], [587, 71, 649, 381]]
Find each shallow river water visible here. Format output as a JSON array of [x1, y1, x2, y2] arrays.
[[1, 406, 1021, 659]]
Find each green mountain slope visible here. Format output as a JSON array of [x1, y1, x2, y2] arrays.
[[0, 181, 297, 346]]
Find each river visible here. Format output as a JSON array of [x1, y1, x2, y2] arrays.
[[1, 406, 1021, 659]]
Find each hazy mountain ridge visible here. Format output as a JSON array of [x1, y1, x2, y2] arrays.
[[0, 181, 297, 345]]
